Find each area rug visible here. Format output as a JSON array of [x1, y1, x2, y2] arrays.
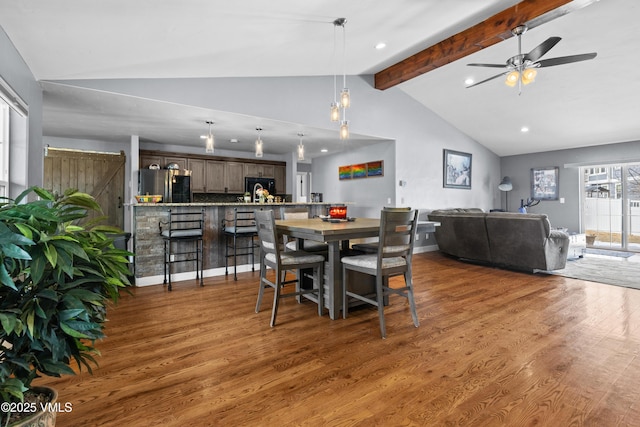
[[543, 255, 640, 290], [585, 248, 635, 258]]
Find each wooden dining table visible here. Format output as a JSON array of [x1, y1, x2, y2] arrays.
[[275, 217, 380, 319]]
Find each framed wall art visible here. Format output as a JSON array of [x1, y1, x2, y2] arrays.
[[338, 165, 352, 180], [367, 160, 384, 177], [443, 149, 472, 189], [531, 166, 559, 200]]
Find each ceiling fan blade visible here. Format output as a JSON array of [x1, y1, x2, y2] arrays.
[[524, 36, 561, 62], [467, 63, 506, 68], [466, 72, 507, 88], [537, 52, 597, 67]]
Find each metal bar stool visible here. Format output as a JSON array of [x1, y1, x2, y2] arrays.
[[159, 208, 204, 291], [223, 208, 259, 280]]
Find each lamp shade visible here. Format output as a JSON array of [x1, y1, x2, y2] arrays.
[[498, 176, 513, 191]]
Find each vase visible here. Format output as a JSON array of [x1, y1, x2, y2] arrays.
[[259, 196, 265, 204]]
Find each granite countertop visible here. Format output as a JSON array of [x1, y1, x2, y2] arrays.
[[133, 202, 335, 207]]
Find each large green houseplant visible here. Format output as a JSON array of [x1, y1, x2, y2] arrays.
[[0, 187, 132, 426]]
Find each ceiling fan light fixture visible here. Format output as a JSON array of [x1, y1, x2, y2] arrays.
[[505, 71, 519, 87], [522, 68, 537, 85]]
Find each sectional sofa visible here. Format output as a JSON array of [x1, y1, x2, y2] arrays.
[[427, 208, 569, 272]]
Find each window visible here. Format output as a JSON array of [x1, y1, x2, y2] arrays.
[[0, 99, 8, 198]]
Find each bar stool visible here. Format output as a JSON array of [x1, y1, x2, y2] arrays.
[[159, 208, 204, 291], [223, 208, 259, 280]]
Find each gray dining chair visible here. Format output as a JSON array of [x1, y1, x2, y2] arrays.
[[254, 209, 325, 327], [351, 207, 412, 254], [341, 208, 419, 338]]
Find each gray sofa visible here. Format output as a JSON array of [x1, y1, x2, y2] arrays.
[[427, 208, 569, 271]]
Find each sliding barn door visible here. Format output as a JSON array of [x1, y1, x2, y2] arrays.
[[44, 148, 126, 228]]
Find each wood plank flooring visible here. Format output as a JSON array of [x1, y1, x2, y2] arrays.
[[37, 252, 640, 426]]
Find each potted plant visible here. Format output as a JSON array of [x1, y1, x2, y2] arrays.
[[243, 192, 251, 203], [0, 187, 132, 426]]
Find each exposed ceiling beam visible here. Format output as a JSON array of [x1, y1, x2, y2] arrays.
[[374, 0, 599, 90]]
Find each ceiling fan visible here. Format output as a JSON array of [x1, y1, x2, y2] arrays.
[[466, 25, 597, 93]]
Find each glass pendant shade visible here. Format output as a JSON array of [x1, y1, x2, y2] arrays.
[[339, 121, 349, 140], [505, 71, 519, 87], [297, 143, 304, 161], [330, 102, 340, 122], [205, 135, 214, 153], [255, 138, 263, 158], [340, 88, 350, 108]]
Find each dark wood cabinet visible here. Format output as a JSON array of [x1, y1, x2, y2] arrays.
[[139, 150, 286, 194], [226, 162, 245, 193], [205, 160, 226, 192], [188, 158, 206, 193]]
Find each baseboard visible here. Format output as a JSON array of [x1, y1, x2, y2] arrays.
[[134, 263, 260, 287], [414, 244, 439, 254]]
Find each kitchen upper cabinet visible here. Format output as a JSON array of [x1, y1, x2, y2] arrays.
[[226, 162, 245, 193], [164, 156, 188, 170], [140, 155, 163, 169], [274, 165, 286, 194], [188, 158, 206, 193], [244, 163, 275, 178], [205, 160, 226, 193]]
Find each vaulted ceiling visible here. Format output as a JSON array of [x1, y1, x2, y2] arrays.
[[1, 0, 638, 157]]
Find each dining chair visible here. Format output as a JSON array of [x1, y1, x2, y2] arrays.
[[282, 207, 327, 252], [159, 208, 204, 291], [341, 208, 419, 338], [351, 207, 412, 254], [223, 208, 259, 280], [254, 209, 325, 327]]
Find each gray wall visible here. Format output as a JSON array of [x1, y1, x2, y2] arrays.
[[500, 139, 640, 232], [0, 26, 43, 196]]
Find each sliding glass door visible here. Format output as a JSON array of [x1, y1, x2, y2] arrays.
[[582, 164, 640, 252]]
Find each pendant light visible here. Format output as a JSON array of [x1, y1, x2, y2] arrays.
[[255, 127, 263, 158], [297, 133, 305, 161], [205, 121, 214, 153], [331, 18, 351, 139]]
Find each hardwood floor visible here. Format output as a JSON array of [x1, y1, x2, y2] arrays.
[[38, 252, 640, 426]]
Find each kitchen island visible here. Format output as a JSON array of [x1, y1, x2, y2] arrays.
[[133, 202, 331, 286]]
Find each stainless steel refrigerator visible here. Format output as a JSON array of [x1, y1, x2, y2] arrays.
[[139, 169, 191, 203]]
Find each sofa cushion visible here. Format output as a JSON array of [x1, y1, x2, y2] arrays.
[[428, 209, 491, 263]]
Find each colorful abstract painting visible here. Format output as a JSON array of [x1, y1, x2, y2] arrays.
[[367, 161, 383, 177], [339, 165, 352, 180], [352, 163, 367, 179]]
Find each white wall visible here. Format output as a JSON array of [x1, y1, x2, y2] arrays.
[[0, 27, 43, 196]]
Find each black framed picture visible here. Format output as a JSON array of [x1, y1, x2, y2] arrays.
[[531, 166, 559, 200], [443, 149, 472, 189]]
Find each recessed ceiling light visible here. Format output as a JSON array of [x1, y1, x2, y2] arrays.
[[521, 126, 529, 133], [230, 139, 238, 143], [321, 148, 328, 153], [465, 78, 474, 85], [375, 42, 386, 50]]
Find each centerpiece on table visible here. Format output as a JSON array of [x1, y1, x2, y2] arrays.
[[256, 188, 269, 204]]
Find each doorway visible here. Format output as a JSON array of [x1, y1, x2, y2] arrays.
[[44, 148, 126, 228], [581, 164, 640, 252]]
